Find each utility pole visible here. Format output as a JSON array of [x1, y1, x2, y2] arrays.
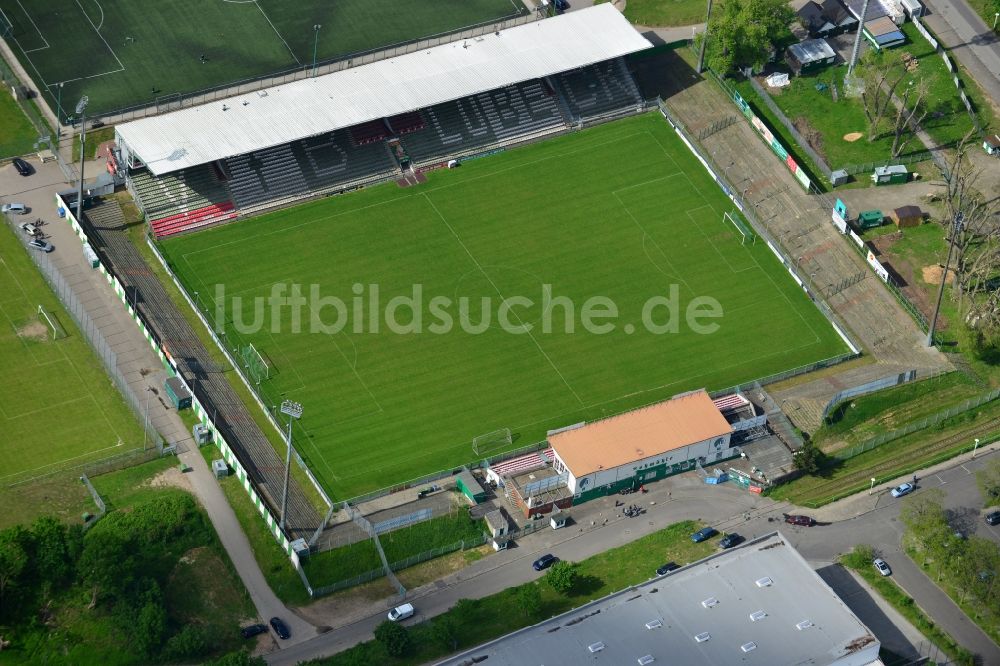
[[279, 400, 303, 531], [926, 213, 963, 347], [696, 0, 714, 73], [846, 0, 872, 80], [312, 25, 322, 77], [75, 96, 90, 223]]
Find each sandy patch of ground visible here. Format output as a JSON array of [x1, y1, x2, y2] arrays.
[[16, 319, 49, 342], [922, 264, 954, 286], [146, 465, 193, 492], [843, 132, 863, 142]]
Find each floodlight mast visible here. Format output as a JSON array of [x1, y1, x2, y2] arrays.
[[280, 400, 303, 531], [75, 95, 90, 223]]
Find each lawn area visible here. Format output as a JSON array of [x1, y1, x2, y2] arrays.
[[0, 0, 523, 115], [303, 509, 484, 589], [74, 126, 116, 162], [818, 372, 983, 447], [597, 0, 708, 26], [0, 90, 37, 158], [160, 112, 847, 501], [317, 520, 717, 665], [0, 220, 145, 487], [736, 22, 994, 174], [842, 545, 973, 665], [768, 396, 1000, 507]]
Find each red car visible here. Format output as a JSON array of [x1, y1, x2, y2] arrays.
[[784, 515, 815, 527]]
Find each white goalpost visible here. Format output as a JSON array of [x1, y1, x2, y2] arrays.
[[241, 343, 270, 383], [37, 305, 66, 340], [473, 428, 512, 457], [724, 211, 756, 245]]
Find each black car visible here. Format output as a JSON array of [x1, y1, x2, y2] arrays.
[[532, 554, 557, 571], [986, 510, 1000, 526], [553, 0, 569, 11], [690, 527, 718, 543], [656, 562, 680, 576], [241, 624, 267, 639], [719, 533, 743, 549], [269, 617, 291, 640], [12, 158, 32, 177]]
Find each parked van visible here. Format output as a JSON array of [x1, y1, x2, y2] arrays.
[[388, 603, 414, 622], [2, 203, 28, 215]]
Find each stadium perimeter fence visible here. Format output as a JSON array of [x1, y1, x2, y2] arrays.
[[0, 52, 56, 162], [54, 12, 535, 126], [2, 212, 168, 482]]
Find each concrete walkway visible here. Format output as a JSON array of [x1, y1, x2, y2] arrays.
[[0, 157, 318, 648]]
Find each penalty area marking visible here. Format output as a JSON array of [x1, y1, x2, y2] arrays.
[[10, 1, 50, 52]]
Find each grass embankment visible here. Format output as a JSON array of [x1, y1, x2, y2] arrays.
[[0, 91, 38, 157], [769, 380, 1000, 507], [597, 0, 708, 26], [317, 520, 718, 665], [842, 546, 974, 665]]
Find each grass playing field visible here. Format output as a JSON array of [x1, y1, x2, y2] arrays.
[[0, 0, 524, 116], [160, 113, 847, 500], [0, 221, 144, 487]]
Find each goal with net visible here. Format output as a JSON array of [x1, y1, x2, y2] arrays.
[[724, 211, 756, 245], [472, 428, 512, 457], [37, 305, 67, 340], [241, 343, 270, 384]]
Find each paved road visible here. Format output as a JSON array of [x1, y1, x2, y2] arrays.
[[921, 0, 1000, 112], [269, 447, 1000, 665], [0, 158, 318, 649]]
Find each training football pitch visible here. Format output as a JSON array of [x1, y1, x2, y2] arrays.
[[0, 0, 523, 115], [160, 113, 847, 500], [0, 222, 144, 487]]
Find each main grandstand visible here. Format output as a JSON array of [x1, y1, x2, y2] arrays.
[[114, 5, 650, 238]]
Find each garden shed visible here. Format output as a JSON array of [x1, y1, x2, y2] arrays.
[[872, 164, 909, 185], [890, 205, 923, 228], [984, 134, 1000, 156], [798, 1, 837, 36], [863, 17, 906, 49], [900, 0, 924, 18], [820, 0, 858, 34], [786, 39, 837, 74]]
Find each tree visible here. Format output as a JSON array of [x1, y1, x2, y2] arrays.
[[857, 50, 907, 141], [706, 0, 795, 75], [31, 517, 74, 589], [164, 624, 209, 660], [0, 529, 29, 611], [430, 614, 459, 651], [889, 79, 930, 158], [515, 583, 542, 619], [899, 488, 946, 533], [976, 459, 1000, 506], [76, 531, 135, 608], [792, 442, 825, 475], [546, 561, 578, 595], [373, 620, 411, 657], [133, 600, 168, 657]]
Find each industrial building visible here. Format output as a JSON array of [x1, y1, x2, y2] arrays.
[[435, 531, 882, 666]]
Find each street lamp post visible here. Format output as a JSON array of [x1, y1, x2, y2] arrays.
[[279, 400, 303, 531], [75, 96, 90, 223], [994, 12, 999, 30], [55, 83, 64, 137], [973, 437, 981, 458], [312, 25, 322, 77], [869, 477, 876, 495], [926, 212, 963, 347]]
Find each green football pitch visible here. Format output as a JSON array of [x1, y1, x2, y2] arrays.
[[160, 113, 848, 500], [0, 0, 523, 115], [0, 223, 144, 486]]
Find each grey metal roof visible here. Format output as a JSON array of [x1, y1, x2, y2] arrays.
[[435, 532, 881, 666], [117, 5, 651, 175], [788, 39, 838, 64]]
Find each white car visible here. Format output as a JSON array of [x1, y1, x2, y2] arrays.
[[874, 558, 891, 576], [890, 483, 914, 498], [388, 603, 414, 622]]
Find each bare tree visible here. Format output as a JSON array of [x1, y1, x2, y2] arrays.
[[858, 51, 906, 141], [936, 135, 1000, 332], [890, 79, 930, 158]]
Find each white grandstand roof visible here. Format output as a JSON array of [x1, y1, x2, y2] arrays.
[[117, 5, 651, 175]]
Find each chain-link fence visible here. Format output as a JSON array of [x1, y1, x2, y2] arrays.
[[745, 77, 833, 180], [0, 53, 55, 161], [821, 370, 922, 422], [2, 214, 168, 464], [79, 473, 106, 532], [837, 151, 935, 176], [835, 386, 1000, 461]]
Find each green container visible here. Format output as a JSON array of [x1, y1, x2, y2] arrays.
[[858, 210, 884, 229]]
